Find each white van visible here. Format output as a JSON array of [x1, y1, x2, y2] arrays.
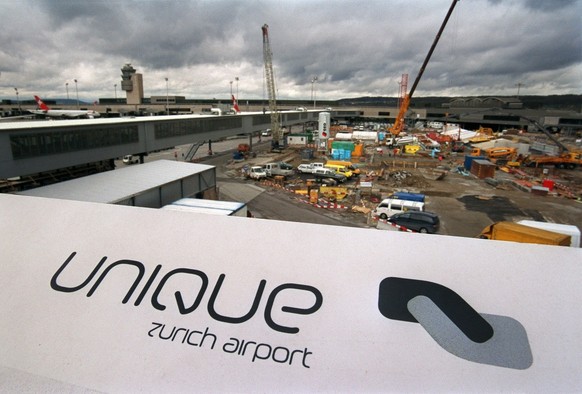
[[373, 198, 425, 220]]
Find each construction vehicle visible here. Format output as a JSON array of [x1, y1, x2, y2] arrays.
[[471, 146, 518, 164], [524, 151, 582, 169], [478, 221, 571, 247], [517, 220, 580, 248], [325, 160, 362, 176], [468, 127, 496, 143], [388, 0, 459, 140], [500, 113, 582, 169], [261, 24, 282, 151]]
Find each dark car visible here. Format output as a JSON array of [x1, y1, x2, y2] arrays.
[[387, 211, 440, 234], [312, 168, 347, 183]]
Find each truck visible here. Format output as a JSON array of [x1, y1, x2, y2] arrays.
[[470, 147, 518, 166], [325, 160, 361, 176], [524, 151, 582, 170], [517, 220, 580, 248], [478, 221, 571, 247], [248, 166, 267, 180], [262, 162, 294, 178]]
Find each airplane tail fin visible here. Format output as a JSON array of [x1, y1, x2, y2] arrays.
[[231, 95, 240, 113], [34, 96, 50, 111]]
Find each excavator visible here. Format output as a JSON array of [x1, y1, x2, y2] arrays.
[[388, 0, 459, 145]]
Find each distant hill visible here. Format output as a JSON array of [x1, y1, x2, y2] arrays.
[[337, 95, 582, 111]]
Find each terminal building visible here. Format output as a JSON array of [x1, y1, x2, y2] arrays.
[[1, 63, 580, 191]]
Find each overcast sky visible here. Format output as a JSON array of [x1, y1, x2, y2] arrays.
[[1, 0, 580, 103]]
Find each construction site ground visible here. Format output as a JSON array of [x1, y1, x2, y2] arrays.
[[221, 142, 582, 239]]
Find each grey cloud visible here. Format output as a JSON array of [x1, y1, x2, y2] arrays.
[[1, 0, 580, 101]]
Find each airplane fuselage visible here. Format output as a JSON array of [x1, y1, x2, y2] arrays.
[[28, 109, 100, 119]]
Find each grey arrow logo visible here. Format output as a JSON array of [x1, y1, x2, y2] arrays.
[[378, 277, 533, 370]]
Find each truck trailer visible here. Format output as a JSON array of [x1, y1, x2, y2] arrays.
[[478, 221, 571, 247]]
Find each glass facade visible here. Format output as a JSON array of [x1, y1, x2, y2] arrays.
[[10, 126, 138, 159], [155, 117, 242, 139]]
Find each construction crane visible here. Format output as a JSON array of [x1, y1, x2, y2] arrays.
[[261, 24, 282, 151], [398, 73, 408, 111], [389, 0, 459, 138]]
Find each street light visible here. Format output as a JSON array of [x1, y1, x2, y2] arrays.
[[65, 82, 69, 101], [165, 77, 169, 115], [14, 87, 21, 114], [74, 79, 79, 109], [235, 77, 239, 102], [311, 77, 318, 108], [114, 84, 117, 100]]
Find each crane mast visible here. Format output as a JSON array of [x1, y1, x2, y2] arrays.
[[261, 24, 281, 150], [389, 0, 459, 137]]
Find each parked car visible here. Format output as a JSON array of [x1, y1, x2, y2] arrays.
[[248, 166, 267, 180], [313, 168, 347, 183], [297, 163, 324, 174], [122, 155, 139, 164], [262, 162, 294, 178], [387, 211, 440, 234]]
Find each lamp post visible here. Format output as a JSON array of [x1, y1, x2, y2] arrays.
[[114, 84, 117, 100], [235, 77, 239, 102], [14, 87, 20, 114], [311, 77, 318, 108], [65, 82, 69, 101], [165, 77, 169, 115], [74, 79, 79, 109], [515, 82, 523, 99]]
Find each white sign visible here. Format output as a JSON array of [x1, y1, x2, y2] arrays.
[[1, 194, 581, 391]]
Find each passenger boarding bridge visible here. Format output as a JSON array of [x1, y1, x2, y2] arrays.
[[0, 110, 321, 180]]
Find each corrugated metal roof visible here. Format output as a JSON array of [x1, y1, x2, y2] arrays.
[[18, 160, 214, 203], [0, 114, 214, 131]]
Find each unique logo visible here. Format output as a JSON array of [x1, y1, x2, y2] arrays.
[[378, 277, 533, 369], [50, 252, 323, 334]]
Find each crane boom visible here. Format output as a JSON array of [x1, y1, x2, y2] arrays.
[[389, 0, 459, 136], [261, 24, 281, 150]]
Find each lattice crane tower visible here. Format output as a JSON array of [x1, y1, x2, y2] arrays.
[[398, 73, 408, 110], [261, 24, 281, 150]]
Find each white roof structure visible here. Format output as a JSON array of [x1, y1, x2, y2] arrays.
[[18, 160, 214, 205], [442, 125, 478, 142]]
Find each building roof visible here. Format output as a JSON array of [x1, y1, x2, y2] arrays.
[[17, 160, 214, 204]]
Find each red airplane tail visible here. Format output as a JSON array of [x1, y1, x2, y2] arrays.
[[34, 96, 50, 111], [231, 95, 240, 113]]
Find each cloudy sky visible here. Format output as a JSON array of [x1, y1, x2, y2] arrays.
[[1, 0, 580, 103]]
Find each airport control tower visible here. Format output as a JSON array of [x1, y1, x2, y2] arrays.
[[120, 63, 144, 105]]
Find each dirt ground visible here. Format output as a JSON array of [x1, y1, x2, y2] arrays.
[[225, 143, 582, 240]]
